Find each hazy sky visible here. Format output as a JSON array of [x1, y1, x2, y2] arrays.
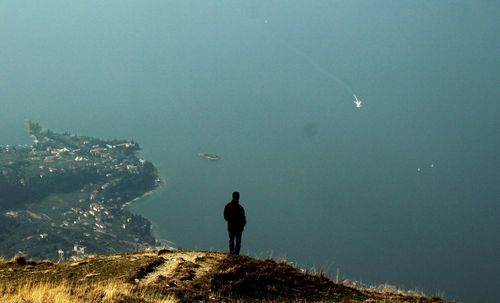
[[1, 1, 499, 302]]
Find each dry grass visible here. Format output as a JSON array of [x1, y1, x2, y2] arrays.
[[0, 279, 178, 303], [0, 251, 451, 303]]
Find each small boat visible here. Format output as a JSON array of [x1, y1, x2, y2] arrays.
[[198, 153, 220, 161], [353, 94, 363, 108]]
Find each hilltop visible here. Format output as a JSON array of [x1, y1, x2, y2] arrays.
[[0, 249, 452, 303]]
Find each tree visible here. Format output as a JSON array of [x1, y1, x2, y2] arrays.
[[27, 121, 42, 135]]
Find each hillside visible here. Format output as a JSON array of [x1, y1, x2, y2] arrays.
[[0, 249, 452, 303]]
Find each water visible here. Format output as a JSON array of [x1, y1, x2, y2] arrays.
[[1, 1, 499, 302]]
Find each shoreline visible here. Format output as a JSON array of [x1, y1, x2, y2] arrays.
[[123, 176, 171, 247], [122, 176, 167, 208]]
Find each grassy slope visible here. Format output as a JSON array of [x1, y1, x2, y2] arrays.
[[0, 250, 452, 303]]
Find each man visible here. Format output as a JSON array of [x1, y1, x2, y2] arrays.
[[223, 191, 246, 255]]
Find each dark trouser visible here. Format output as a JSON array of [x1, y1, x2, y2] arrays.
[[229, 231, 242, 255]]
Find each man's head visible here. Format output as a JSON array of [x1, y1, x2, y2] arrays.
[[232, 191, 240, 201]]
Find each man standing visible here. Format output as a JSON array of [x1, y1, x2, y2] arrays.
[[224, 192, 246, 255]]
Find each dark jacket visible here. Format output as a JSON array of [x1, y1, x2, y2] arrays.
[[224, 201, 246, 233]]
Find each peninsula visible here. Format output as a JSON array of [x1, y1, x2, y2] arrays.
[[0, 122, 161, 260]]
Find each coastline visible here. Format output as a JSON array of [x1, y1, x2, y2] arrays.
[[124, 175, 172, 247], [123, 175, 166, 208]]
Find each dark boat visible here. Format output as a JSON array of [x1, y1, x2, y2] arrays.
[[198, 153, 220, 161]]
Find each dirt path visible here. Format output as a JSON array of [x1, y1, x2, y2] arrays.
[[139, 251, 223, 288]]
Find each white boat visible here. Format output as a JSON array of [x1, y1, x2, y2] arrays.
[[353, 94, 363, 108]]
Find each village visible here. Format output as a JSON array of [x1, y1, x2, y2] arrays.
[[0, 122, 161, 260]]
